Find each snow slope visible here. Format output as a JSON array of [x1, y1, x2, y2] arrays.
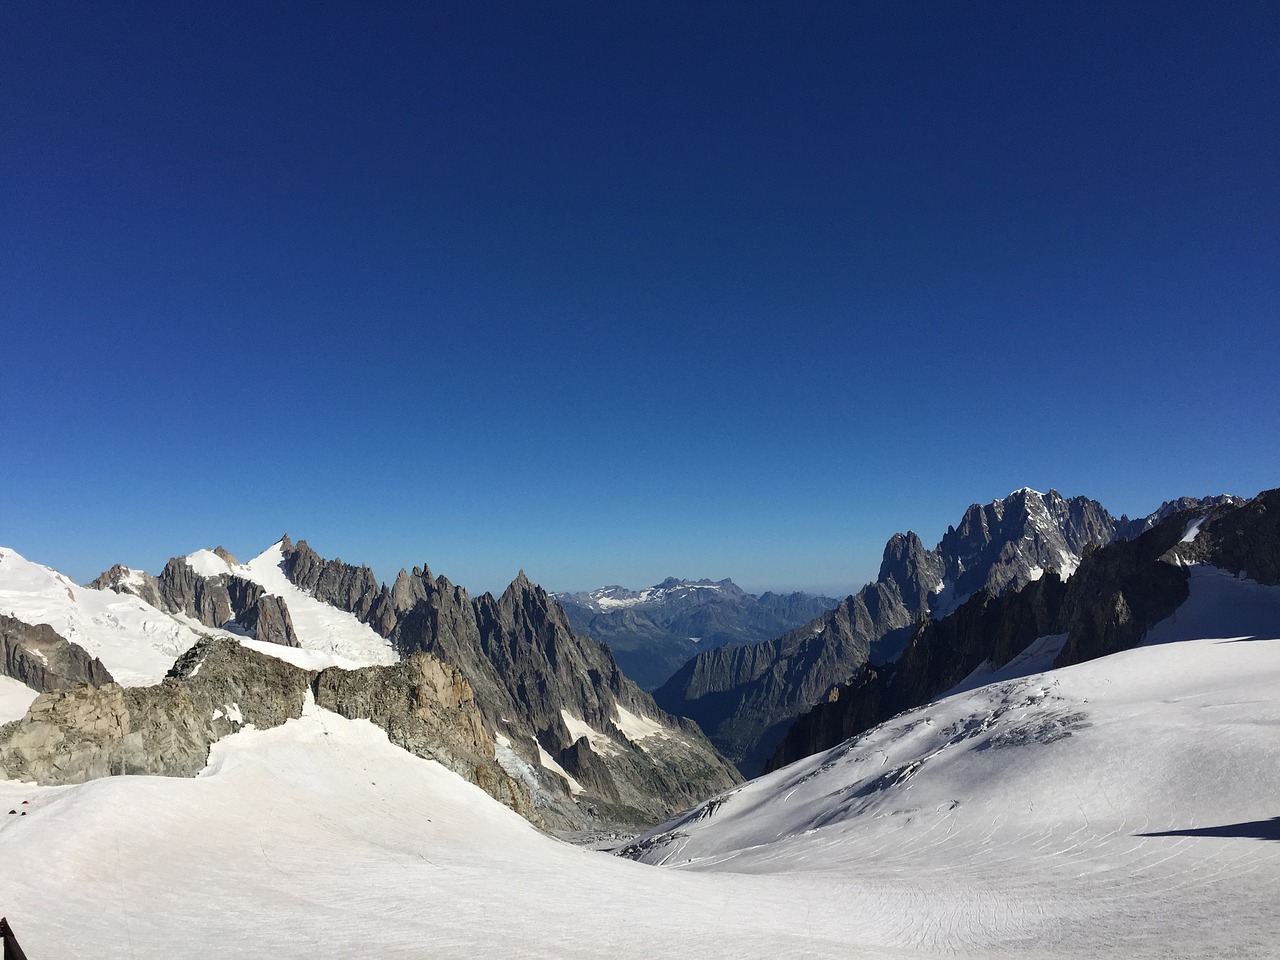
[[0, 547, 213, 686], [622, 570, 1280, 958], [0, 700, 900, 960], [0, 675, 38, 724]]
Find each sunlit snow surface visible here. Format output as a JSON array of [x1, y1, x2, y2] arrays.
[[2, 568, 1278, 958], [0, 675, 38, 723], [0, 547, 214, 686]]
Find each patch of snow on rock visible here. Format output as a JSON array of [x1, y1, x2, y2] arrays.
[[1180, 516, 1208, 543], [237, 637, 366, 672], [534, 738, 585, 794], [560, 709, 619, 755], [613, 704, 671, 746]]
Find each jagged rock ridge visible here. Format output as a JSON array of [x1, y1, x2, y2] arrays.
[[91, 554, 299, 648], [272, 540, 741, 829]]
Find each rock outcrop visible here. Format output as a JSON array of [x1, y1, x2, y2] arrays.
[[0, 637, 534, 821], [314, 653, 530, 817], [92, 555, 299, 647], [0, 639, 309, 782], [0, 614, 114, 693]]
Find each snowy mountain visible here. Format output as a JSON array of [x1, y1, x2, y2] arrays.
[[767, 489, 1279, 770], [2, 551, 1277, 958], [654, 488, 1241, 774], [553, 577, 836, 690], [0, 537, 738, 831]]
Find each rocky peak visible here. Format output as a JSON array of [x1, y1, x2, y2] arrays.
[[279, 538, 382, 621], [267, 541, 740, 829], [877, 531, 944, 613], [212, 546, 239, 566]]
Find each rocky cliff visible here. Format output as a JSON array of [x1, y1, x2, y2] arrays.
[[0, 614, 114, 693]]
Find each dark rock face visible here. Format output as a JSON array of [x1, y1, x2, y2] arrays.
[[280, 536, 385, 622], [656, 488, 1236, 776], [92, 555, 299, 647], [935, 489, 1117, 606], [273, 549, 742, 829], [766, 491, 1274, 772], [1170, 490, 1280, 585], [554, 578, 837, 690], [0, 615, 114, 693], [0, 637, 534, 821]]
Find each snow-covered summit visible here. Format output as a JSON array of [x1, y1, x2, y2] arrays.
[[555, 577, 740, 613], [234, 541, 397, 666]]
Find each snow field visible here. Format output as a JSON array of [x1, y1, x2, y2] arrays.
[[623, 570, 1280, 957], [0, 547, 213, 686], [1, 702, 890, 959], [2, 547, 1278, 957]]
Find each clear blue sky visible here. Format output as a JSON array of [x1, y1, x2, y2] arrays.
[[3, 1, 1277, 597]]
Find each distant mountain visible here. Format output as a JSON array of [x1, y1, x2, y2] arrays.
[[653, 488, 1242, 775], [553, 578, 837, 689]]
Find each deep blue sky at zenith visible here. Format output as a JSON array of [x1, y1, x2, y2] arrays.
[[2, 1, 1277, 597]]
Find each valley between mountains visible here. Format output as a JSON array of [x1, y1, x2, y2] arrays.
[[1, 487, 1277, 958]]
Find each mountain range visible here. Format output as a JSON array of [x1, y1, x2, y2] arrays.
[[1, 484, 1277, 958], [0, 539, 739, 831], [653, 488, 1242, 774], [552, 578, 837, 690]]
